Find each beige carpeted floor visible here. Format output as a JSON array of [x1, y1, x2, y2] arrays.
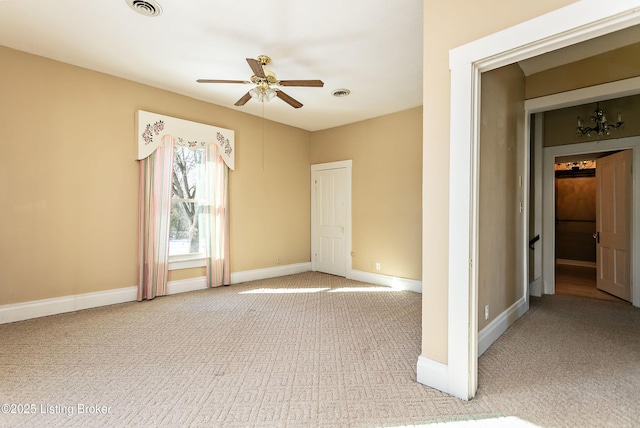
[[0, 272, 639, 427]]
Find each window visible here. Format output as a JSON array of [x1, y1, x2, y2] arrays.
[[137, 111, 233, 295], [169, 145, 206, 258]]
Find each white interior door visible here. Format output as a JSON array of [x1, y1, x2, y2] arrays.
[[596, 150, 632, 301], [311, 161, 352, 277]]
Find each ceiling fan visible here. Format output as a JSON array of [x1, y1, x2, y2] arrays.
[[197, 55, 324, 109]]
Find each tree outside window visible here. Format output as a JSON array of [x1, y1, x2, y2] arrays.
[[169, 146, 206, 256]]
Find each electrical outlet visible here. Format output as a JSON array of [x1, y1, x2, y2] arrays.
[[484, 305, 489, 320], [375, 262, 381, 271]]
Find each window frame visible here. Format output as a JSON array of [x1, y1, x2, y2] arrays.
[[168, 146, 208, 270]]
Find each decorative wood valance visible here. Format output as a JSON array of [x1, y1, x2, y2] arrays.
[[136, 110, 235, 170]]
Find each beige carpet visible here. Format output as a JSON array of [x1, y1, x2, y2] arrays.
[[0, 272, 638, 427]]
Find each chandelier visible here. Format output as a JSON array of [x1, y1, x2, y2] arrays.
[[576, 102, 623, 137]]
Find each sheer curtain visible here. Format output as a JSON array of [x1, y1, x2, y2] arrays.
[[137, 136, 175, 301], [138, 136, 230, 300], [204, 143, 230, 287]]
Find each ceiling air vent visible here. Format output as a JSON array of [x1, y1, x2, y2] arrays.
[[126, 0, 162, 17], [331, 88, 351, 97]]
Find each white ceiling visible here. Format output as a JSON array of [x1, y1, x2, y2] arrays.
[[0, 0, 423, 132]]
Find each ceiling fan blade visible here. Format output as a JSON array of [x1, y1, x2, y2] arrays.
[[276, 90, 303, 109], [197, 79, 250, 84], [234, 92, 252, 106], [278, 80, 324, 87], [246, 58, 266, 79]]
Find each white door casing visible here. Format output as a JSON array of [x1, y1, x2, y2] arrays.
[[311, 161, 352, 278], [540, 136, 640, 307], [529, 113, 545, 297], [433, 0, 640, 402], [596, 150, 632, 301]]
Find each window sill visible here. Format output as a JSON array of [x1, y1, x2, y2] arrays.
[[169, 256, 206, 271]]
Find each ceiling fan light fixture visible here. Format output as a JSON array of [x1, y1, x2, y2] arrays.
[[249, 87, 262, 100], [265, 87, 276, 101], [332, 88, 351, 97], [126, 0, 162, 17], [249, 87, 276, 103]]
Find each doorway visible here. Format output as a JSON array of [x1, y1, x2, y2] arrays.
[[310, 160, 352, 278], [422, 3, 640, 401], [541, 137, 640, 306], [553, 153, 628, 302]]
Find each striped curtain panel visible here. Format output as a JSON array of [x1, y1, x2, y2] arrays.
[[204, 143, 230, 287], [137, 136, 175, 301]]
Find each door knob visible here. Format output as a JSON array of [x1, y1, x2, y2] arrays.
[[593, 231, 600, 243]]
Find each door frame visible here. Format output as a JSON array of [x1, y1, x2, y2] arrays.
[[540, 136, 640, 306], [310, 160, 353, 278], [444, 0, 640, 401], [525, 76, 640, 306]]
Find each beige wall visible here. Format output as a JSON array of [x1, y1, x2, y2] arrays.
[[555, 174, 597, 263], [544, 94, 640, 147], [526, 42, 640, 99], [423, 0, 577, 364], [526, 39, 640, 148], [311, 108, 423, 280], [477, 64, 525, 331], [0, 46, 312, 305], [230, 119, 312, 271], [1, 45, 423, 307]]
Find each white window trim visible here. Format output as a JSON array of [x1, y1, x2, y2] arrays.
[[169, 255, 206, 271]]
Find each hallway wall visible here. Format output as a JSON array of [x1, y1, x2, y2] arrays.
[[555, 172, 596, 263], [478, 64, 526, 332]]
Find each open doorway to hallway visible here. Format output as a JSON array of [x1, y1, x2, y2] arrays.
[[528, 83, 640, 308], [551, 149, 632, 304]]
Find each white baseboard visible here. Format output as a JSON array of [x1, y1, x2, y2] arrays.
[[349, 270, 422, 293], [0, 263, 312, 325], [418, 295, 528, 396], [529, 277, 542, 297], [230, 262, 311, 284], [1, 264, 419, 325], [0, 286, 138, 325], [167, 276, 207, 294], [416, 355, 449, 393], [478, 296, 528, 356]]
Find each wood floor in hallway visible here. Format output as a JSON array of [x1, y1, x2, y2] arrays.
[[555, 262, 627, 303]]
